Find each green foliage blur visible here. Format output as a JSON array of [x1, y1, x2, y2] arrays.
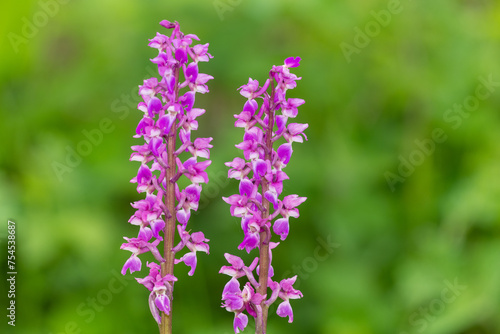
[[1, 0, 500, 333]]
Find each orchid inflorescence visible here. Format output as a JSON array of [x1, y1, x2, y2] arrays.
[[120, 20, 213, 326], [220, 57, 308, 333], [120, 19, 308, 334]]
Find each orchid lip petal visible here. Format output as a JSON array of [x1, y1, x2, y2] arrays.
[[276, 300, 294, 323]]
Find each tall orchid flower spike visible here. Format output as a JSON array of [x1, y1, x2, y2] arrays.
[[221, 57, 307, 334], [121, 20, 213, 334]]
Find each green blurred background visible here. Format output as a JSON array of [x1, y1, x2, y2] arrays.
[[1, 0, 500, 333]]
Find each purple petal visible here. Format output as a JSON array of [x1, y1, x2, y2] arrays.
[[222, 194, 241, 206], [184, 33, 200, 42], [276, 115, 288, 134], [157, 114, 176, 134], [137, 164, 152, 184], [148, 291, 161, 324], [150, 53, 168, 66], [264, 191, 278, 207], [185, 63, 198, 83], [225, 157, 246, 169], [147, 261, 161, 271], [239, 178, 254, 197], [223, 294, 244, 313], [138, 227, 153, 242], [288, 122, 308, 135], [175, 252, 197, 276], [166, 75, 176, 94], [191, 231, 207, 243], [179, 128, 190, 144], [147, 97, 162, 117], [155, 293, 171, 315], [219, 266, 237, 277], [192, 171, 209, 184], [159, 20, 176, 29], [195, 73, 213, 84], [238, 233, 259, 253], [175, 48, 188, 64], [276, 170, 289, 182], [268, 263, 275, 278], [176, 209, 191, 225], [277, 143, 293, 165], [194, 242, 209, 254], [223, 277, 241, 296], [180, 91, 195, 111], [195, 159, 212, 171], [280, 276, 298, 292], [281, 98, 304, 118], [289, 98, 305, 108], [135, 117, 153, 137], [234, 313, 248, 334], [252, 159, 267, 178], [273, 218, 290, 241], [183, 157, 197, 168], [193, 137, 213, 149], [178, 224, 190, 241], [136, 276, 154, 291], [238, 78, 259, 98], [185, 184, 201, 203], [243, 99, 258, 114], [250, 290, 266, 308], [120, 240, 138, 253], [121, 255, 141, 275], [192, 43, 211, 61], [224, 253, 244, 269], [150, 219, 165, 239], [276, 300, 294, 323], [162, 274, 178, 283], [284, 56, 301, 68], [283, 195, 307, 209], [149, 137, 164, 157], [234, 111, 252, 128]]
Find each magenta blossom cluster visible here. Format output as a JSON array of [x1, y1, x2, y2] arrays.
[[221, 57, 307, 333], [121, 20, 212, 325]]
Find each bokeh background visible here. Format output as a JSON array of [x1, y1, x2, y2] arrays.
[[1, 0, 500, 333]]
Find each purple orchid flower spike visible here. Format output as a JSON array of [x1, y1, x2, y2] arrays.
[[221, 57, 307, 334], [121, 20, 213, 334]]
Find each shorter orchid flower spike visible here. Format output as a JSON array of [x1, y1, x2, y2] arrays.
[[221, 57, 307, 333]]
